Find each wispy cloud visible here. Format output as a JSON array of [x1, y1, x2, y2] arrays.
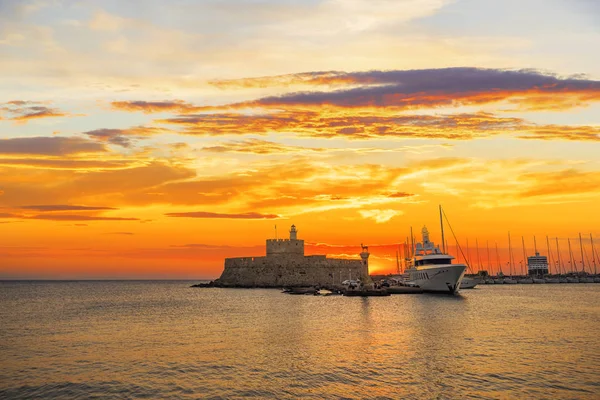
[[19, 205, 117, 212], [166, 211, 280, 219], [1, 101, 75, 122]]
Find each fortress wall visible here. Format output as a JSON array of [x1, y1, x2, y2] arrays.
[[266, 239, 304, 256], [217, 255, 367, 287]]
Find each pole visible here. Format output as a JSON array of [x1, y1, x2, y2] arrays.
[[534, 236, 538, 254], [439, 205, 446, 254], [579, 233, 585, 273]]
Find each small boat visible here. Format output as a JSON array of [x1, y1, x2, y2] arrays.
[[545, 277, 560, 283], [533, 278, 546, 284], [559, 277, 569, 283], [518, 277, 534, 284], [594, 277, 600, 283], [284, 287, 318, 295], [503, 278, 517, 284], [579, 277, 594, 283], [566, 277, 579, 283], [493, 279, 504, 284], [460, 277, 478, 289]]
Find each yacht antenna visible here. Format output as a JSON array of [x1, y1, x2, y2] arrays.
[[579, 233, 585, 273], [439, 205, 446, 254]]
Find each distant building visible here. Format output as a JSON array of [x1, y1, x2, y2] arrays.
[[215, 225, 370, 287], [527, 252, 549, 276]]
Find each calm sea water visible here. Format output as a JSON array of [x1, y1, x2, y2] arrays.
[[1, 281, 599, 399]]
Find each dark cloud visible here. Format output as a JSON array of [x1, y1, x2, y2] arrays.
[[388, 192, 415, 198], [28, 215, 139, 221], [1, 101, 70, 122], [166, 211, 280, 219], [19, 205, 117, 212], [0, 137, 106, 155], [82, 126, 167, 147]]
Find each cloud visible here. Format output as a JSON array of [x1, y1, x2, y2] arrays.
[[158, 111, 525, 140], [1, 101, 72, 122], [165, 211, 280, 219], [19, 205, 117, 212], [82, 126, 168, 147], [0, 137, 106, 155], [388, 192, 415, 198], [111, 100, 200, 114], [0, 158, 132, 170], [205, 68, 600, 111], [359, 209, 402, 223], [27, 215, 138, 221]]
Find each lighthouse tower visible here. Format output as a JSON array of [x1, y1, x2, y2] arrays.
[[290, 224, 298, 240]]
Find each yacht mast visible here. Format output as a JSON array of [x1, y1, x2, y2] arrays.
[[579, 233, 585, 273], [439, 205, 446, 254], [466, 238, 471, 272]]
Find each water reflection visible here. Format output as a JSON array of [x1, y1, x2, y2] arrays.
[[0, 282, 599, 399]]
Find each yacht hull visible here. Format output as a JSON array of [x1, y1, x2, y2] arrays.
[[407, 264, 466, 294]]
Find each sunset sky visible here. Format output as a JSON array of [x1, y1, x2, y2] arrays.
[[1, 0, 600, 279]]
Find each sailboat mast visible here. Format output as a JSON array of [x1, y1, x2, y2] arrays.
[[555, 237, 562, 275], [591, 233, 597, 275], [396, 250, 400, 274], [546, 236, 554, 275], [508, 232, 514, 277], [476, 238, 481, 274], [439, 205, 446, 254], [579, 233, 585, 273], [486, 240, 491, 275], [410, 227, 415, 260], [466, 238, 471, 271], [495, 242, 502, 275], [521, 236, 527, 276], [568, 238, 574, 273]]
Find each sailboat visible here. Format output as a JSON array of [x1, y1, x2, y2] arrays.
[[556, 237, 569, 283], [494, 242, 504, 284], [459, 238, 478, 289], [567, 238, 580, 283]]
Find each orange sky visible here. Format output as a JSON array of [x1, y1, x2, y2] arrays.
[[1, 1, 600, 279]]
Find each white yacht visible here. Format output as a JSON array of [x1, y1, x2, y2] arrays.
[[405, 226, 467, 294]]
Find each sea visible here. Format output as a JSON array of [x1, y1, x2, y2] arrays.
[[1, 281, 599, 399]]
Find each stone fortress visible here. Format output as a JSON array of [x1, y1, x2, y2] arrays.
[[214, 225, 370, 288]]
